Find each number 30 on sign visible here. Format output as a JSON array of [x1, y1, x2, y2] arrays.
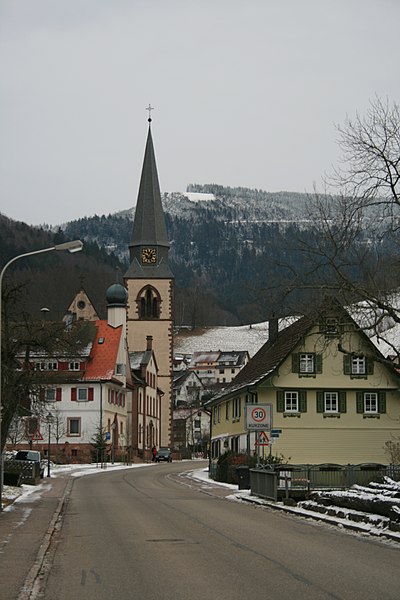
[[245, 404, 273, 431]]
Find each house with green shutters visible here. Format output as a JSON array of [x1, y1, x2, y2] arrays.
[[208, 300, 400, 465]]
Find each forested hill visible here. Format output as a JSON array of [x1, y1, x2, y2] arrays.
[[61, 184, 316, 325], [0, 213, 125, 321]]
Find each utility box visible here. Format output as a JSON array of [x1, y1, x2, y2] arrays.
[[236, 465, 251, 490]]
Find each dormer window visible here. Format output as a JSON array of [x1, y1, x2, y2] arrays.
[[35, 361, 58, 371], [69, 361, 81, 371]]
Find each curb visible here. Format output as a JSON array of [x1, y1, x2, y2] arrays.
[[234, 493, 400, 544], [17, 476, 74, 600]]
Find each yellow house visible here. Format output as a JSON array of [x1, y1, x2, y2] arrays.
[[209, 302, 400, 465]]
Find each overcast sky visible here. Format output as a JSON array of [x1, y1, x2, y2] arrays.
[[1, 0, 399, 227]]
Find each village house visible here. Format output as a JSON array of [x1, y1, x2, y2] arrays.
[[208, 300, 400, 465], [172, 406, 210, 457], [189, 350, 249, 386], [173, 370, 204, 407], [11, 283, 133, 464], [129, 335, 163, 461]]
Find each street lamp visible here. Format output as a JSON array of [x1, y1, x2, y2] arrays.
[[0, 240, 83, 510], [111, 422, 117, 464], [45, 412, 54, 477]]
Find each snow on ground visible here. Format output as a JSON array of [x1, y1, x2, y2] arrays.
[[174, 319, 298, 357], [183, 192, 216, 203], [2, 461, 154, 511], [174, 302, 400, 360], [174, 323, 268, 357]]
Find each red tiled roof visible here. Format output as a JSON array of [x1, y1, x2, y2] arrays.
[[84, 320, 122, 381]]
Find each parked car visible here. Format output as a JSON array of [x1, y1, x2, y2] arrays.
[[155, 447, 172, 463], [15, 450, 45, 478]]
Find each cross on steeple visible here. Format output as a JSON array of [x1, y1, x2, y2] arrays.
[[146, 104, 154, 123]]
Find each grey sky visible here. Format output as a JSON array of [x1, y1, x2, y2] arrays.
[[1, 0, 399, 226]]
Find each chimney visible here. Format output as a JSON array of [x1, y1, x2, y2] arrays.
[[268, 317, 279, 344], [146, 335, 153, 351]]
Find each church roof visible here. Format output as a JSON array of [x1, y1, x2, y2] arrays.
[[125, 124, 173, 279], [130, 126, 169, 250]]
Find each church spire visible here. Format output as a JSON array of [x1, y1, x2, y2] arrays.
[[125, 113, 173, 279]]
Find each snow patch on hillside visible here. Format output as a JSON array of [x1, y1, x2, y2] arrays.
[[174, 317, 295, 357]]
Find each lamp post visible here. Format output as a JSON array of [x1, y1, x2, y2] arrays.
[[45, 412, 54, 477], [0, 239, 83, 510], [111, 422, 117, 464]]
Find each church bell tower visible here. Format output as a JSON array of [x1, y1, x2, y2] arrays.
[[125, 112, 174, 447]]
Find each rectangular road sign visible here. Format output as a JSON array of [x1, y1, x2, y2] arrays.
[[245, 404, 272, 431]]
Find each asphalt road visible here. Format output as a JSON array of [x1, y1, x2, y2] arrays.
[[30, 461, 400, 600]]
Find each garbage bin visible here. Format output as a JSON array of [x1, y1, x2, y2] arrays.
[[236, 465, 250, 490]]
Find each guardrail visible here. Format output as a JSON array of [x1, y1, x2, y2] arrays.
[[250, 463, 400, 500], [210, 461, 400, 500]]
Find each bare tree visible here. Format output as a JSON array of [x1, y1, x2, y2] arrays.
[[1, 282, 95, 451], [284, 98, 400, 358]]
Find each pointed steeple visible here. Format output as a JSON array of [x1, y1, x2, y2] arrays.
[[125, 121, 173, 279]]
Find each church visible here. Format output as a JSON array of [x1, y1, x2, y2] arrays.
[[8, 116, 174, 463], [124, 114, 174, 449]]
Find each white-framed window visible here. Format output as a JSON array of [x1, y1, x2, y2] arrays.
[[285, 391, 299, 412], [77, 388, 88, 401], [35, 361, 58, 371], [67, 417, 81, 436], [225, 400, 230, 420], [69, 362, 80, 371], [364, 392, 378, 413], [232, 397, 241, 420], [324, 392, 338, 413], [115, 363, 125, 376], [352, 356, 366, 375], [299, 354, 314, 373]]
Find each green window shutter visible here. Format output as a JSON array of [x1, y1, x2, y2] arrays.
[[315, 354, 323, 374], [366, 358, 374, 375], [356, 392, 364, 413], [299, 390, 307, 412], [316, 391, 324, 413], [339, 391, 347, 413], [276, 390, 284, 412], [378, 391, 386, 414], [343, 354, 351, 375], [292, 353, 300, 373]]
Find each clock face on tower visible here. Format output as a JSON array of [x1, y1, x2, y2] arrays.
[[141, 247, 157, 264]]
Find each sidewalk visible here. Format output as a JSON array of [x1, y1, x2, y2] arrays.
[[0, 462, 157, 600], [0, 474, 72, 600]]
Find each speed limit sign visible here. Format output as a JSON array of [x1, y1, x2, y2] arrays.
[[245, 404, 272, 431]]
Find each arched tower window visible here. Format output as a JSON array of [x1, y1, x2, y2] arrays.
[[137, 286, 161, 319]]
